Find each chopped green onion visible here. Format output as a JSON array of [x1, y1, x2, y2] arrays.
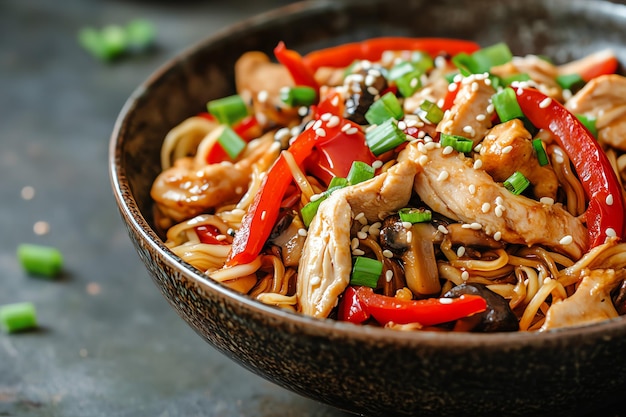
[[556, 73, 585, 90], [17, 243, 63, 278], [576, 114, 598, 138], [207, 94, 249, 126], [78, 19, 156, 62], [364, 92, 404, 125], [451, 52, 473, 76], [409, 51, 434, 73], [532, 138, 549, 166], [470, 42, 513, 73], [503, 171, 530, 195], [350, 257, 383, 288], [492, 87, 525, 123], [444, 72, 459, 83], [398, 208, 432, 224], [439, 133, 473, 153], [217, 126, 246, 159], [280, 86, 317, 107], [347, 161, 375, 185], [301, 185, 345, 227], [388, 61, 424, 97], [328, 176, 349, 189], [365, 118, 408, 156], [125, 19, 156, 50], [502, 73, 531, 86], [0, 302, 37, 333], [418, 100, 444, 124]]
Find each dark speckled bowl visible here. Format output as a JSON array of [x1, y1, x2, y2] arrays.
[[110, 0, 626, 415]]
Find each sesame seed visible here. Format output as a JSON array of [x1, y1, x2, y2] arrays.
[[437, 171, 449, 181], [439, 297, 454, 304], [21, 186, 35, 200], [357, 231, 368, 240], [457, 246, 466, 257], [448, 82, 458, 92], [261, 210, 267, 221], [410, 78, 419, 88], [351, 238, 360, 250], [346, 127, 359, 135], [341, 123, 352, 132], [484, 77, 492, 86], [562, 89, 573, 101], [540, 197, 555, 205], [331, 95, 340, 107], [402, 221, 413, 229], [312, 119, 323, 130], [606, 194, 614, 206], [310, 193, 323, 202], [216, 234, 228, 241], [470, 222, 482, 230], [367, 86, 379, 96], [372, 160, 383, 169], [486, 104, 495, 114], [461, 224, 472, 229], [554, 154, 565, 164], [227, 228, 235, 237], [257, 90, 268, 103], [320, 112, 332, 121], [516, 87, 524, 96], [352, 249, 365, 256], [442, 146, 454, 155], [468, 184, 476, 195], [559, 235, 573, 245], [298, 228, 308, 237], [435, 56, 447, 69], [383, 249, 394, 258], [397, 120, 407, 130], [418, 155, 429, 165], [406, 230, 413, 243], [437, 225, 449, 234], [473, 159, 483, 170], [493, 231, 502, 241], [475, 114, 486, 121], [274, 127, 291, 142], [502, 145, 513, 154], [481, 202, 491, 213], [360, 225, 371, 234], [495, 206, 504, 218], [425, 141, 438, 150], [298, 106, 309, 117], [385, 270, 394, 282], [453, 73, 464, 83], [471, 81, 479, 92], [355, 212, 367, 224], [606, 228, 617, 238], [327, 115, 340, 128], [461, 271, 470, 281], [315, 128, 327, 137], [474, 143, 483, 153], [310, 275, 321, 286], [495, 196, 504, 205], [539, 97, 552, 108], [33, 220, 49, 235]]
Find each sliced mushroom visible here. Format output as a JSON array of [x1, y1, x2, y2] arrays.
[[268, 209, 306, 267]]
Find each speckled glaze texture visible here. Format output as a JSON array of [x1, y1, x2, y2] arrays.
[[110, 0, 626, 415]]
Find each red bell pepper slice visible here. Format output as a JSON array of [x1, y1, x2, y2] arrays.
[[515, 87, 625, 247], [196, 224, 229, 245], [302, 37, 481, 70], [558, 49, 619, 82], [274, 41, 319, 90], [347, 286, 486, 326], [337, 286, 370, 324]]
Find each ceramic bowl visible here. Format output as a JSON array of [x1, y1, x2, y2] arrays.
[[109, 0, 626, 415]]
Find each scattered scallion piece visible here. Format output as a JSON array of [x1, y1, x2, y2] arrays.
[[301, 185, 346, 227], [388, 61, 423, 97], [17, 243, 63, 278], [576, 114, 598, 138], [280, 86, 317, 107], [409, 51, 434, 73], [469, 42, 513, 74], [328, 176, 349, 189], [350, 257, 383, 288], [532, 138, 549, 166], [398, 208, 432, 224], [439, 133, 473, 153], [125, 19, 156, 51], [0, 302, 37, 333], [418, 99, 444, 124], [556, 73, 585, 91], [492, 87, 525, 123], [364, 92, 404, 125], [503, 171, 531, 195], [502, 73, 531, 86], [217, 126, 246, 159], [365, 118, 407, 156], [78, 19, 156, 61], [207, 94, 249, 126], [347, 161, 375, 185]]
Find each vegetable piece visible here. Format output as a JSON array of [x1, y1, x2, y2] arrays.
[[125, 19, 156, 51], [502, 73, 531, 86], [302, 37, 481, 71], [439, 133, 473, 153], [556, 73, 585, 90], [327, 177, 349, 189], [78, 20, 156, 61], [364, 92, 404, 125], [17, 243, 63, 278], [347, 161, 375, 185], [300, 185, 345, 227], [576, 114, 598, 139], [207, 94, 249, 126], [503, 171, 530, 195], [274, 41, 319, 90], [532, 138, 549, 166], [195, 224, 229, 245], [453, 42, 513, 74], [388, 61, 423, 97], [350, 257, 383, 288], [418, 100, 444, 124], [217, 126, 246, 159], [354, 286, 487, 326], [492, 87, 525, 123], [280, 86, 317, 107], [516, 87, 625, 247], [0, 302, 37, 333], [557, 49, 619, 82], [398, 208, 432, 224], [337, 286, 370, 324], [365, 118, 408, 156]]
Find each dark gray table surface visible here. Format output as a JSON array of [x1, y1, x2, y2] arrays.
[[0, 1, 348, 416]]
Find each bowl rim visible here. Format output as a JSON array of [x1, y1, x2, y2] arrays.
[[109, 0, 626, 349]]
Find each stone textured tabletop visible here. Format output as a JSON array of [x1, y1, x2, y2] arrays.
[[0, 0, 347, 415]]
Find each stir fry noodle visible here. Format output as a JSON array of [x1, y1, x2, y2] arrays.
[[151, 37, 626, 332]]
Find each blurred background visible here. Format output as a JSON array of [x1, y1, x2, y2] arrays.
[[0, 0, 347, 415]]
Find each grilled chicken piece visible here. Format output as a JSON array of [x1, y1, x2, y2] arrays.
[[297, 160, 417, 318], [565, 74, 626, 151], [491, 55, 562, 98], [437, 76, 495, 145], [542, 268, 626, 330], [235, 51, 299, 128], [403, 142, 588, 259], [480, 119, 558, 200], [403, 67, 451, 115]]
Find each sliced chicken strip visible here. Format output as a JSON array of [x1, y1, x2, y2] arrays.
[[403, 142, 588, 259], [297, 160, 417, 318]]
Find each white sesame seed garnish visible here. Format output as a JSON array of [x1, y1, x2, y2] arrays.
[[461, 271, 470, 281], [473, 159, 483, 170], [360, 224, 371, 234], [298, 228, 308, 237], [257, 90, 268, 103], [540, 197, 555, 205], [484, 78, 492, 86], [606, 194, 614, 206], [606, 228, 617, 238], [502, 145, 513, 154], [493, 231, 502, 241], [261, 210, 267, 221], [385, 270, 394, 282], [383, 249, 394, 258], [475, 114, 486, 121], [406, 230, 413, 243], [438, 297, 453, 305], [539, 97, 553, 108], [442, 146, 454, 155], [320, 112, 332, 121], [424, 141, 438, 150], [341, 123, 351, 132], [346, 127, 359, 135], [351, 237, 360, 250], [352, 249, 365, 256], [474, 143, 483, 153], [310, 193, 323, 202], [331, 95, 340, 107], [462, 125, 475, 137], [471, 82, 479, 92], [457, 246, 466, 257], [397, 120, 407, 130], [516, 87, 524, 96], [559, 235, 573, 245], [372, 160, 383, 169], [437, 225, 449, 234], [437, 170, 449, 181], [298, 106, 309, 117], [326, 115, 340, 128], [468, 184, 476, 195], [355, 212, 367, 224], [562, 89, 573, 101], [315, 128, 327, 137], [367, 86, 379, 96], [310, 275, 321, 286], [481, 202, 491, 213], [448, 82, 458, 92], [461, 223, 472, 229], [418, 155, 429, 166], [274, 127, 291, 142], [495, 206, 504, 218], [554, 154, 565, 164], [357, 231, 368, 240], [21, 186, 35, 200], [402, 221, 413, 229], [33, 221, 50, 235], [470, 222, 482, 230], [495, 196, 503, 205]]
